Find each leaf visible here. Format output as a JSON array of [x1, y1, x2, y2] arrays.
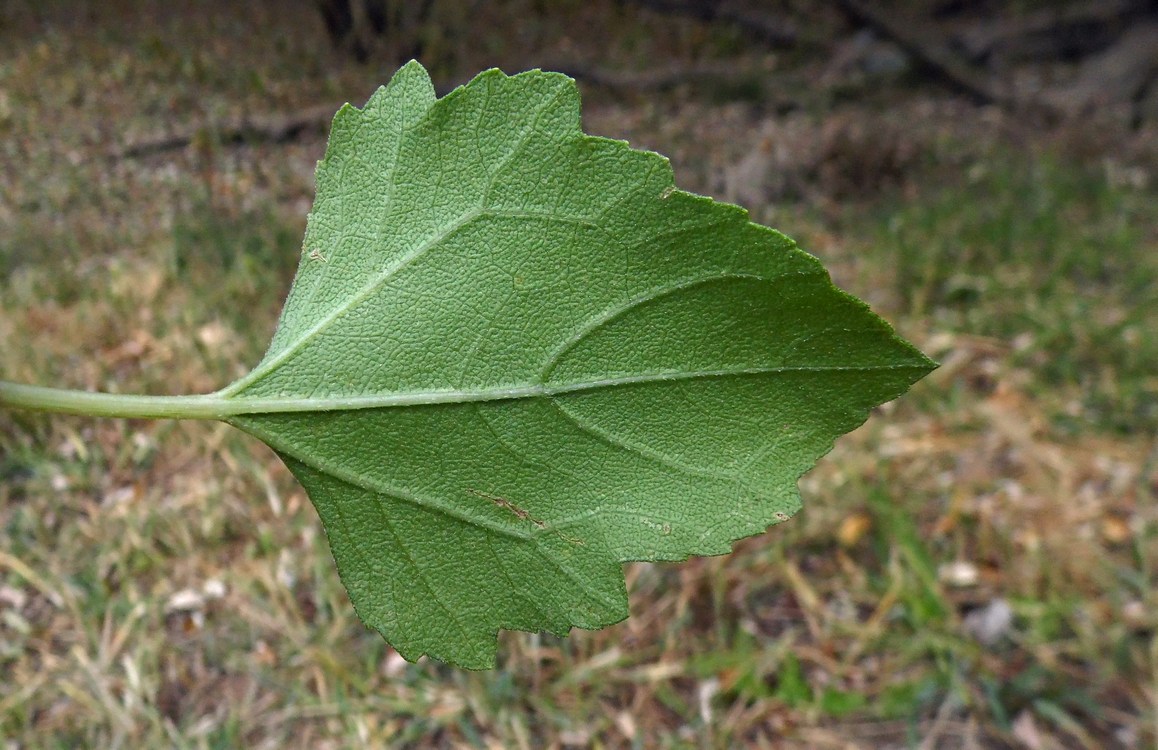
[[218, 61, 935, 668]]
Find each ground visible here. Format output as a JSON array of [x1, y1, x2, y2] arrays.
[[0, 1, 1156, 748]]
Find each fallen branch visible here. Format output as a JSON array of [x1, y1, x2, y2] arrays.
[[116, 60, 787, 160], [115, 102, 342, 159], [553, 60, 762, 91], [955, 0, 1147, 64], [625, 0, 797, 49], [1044, 22, 1158, 115], [553, 59, 809, 112], [834, 0, 1026, 110]]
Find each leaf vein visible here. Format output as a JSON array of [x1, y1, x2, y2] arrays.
[[234, 419, 536, 541], [547, 395, 748, 486]]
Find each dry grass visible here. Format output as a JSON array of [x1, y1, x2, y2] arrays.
[[1, 1, 1156, 748]]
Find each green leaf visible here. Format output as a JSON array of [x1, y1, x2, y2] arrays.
[[219, 61, 934, 668]]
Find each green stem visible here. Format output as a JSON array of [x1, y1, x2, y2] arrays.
[[0, 381, 229, 421]]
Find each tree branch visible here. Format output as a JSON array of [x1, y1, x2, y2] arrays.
[[834, 0, 1020, 109]]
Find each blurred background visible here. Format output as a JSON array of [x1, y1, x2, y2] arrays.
[[0, 1, 1156, 747]]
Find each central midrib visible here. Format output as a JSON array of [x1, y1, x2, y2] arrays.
[[210, 362, 929, 417]]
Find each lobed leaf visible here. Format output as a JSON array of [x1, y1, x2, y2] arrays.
[[218, 61, 934, 668]]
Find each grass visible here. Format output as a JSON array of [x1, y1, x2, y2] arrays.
[[2, 2, 1157, 748], [876, 156, 1158, 435]]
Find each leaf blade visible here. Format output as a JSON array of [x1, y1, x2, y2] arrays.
[[226, 62, 934, 667]]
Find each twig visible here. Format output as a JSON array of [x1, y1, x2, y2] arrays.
[[114, 102, 342, 159], [625, 0, 797, 49], [554, 59, 763, 91], [955, 0, 1147, 64], [834, 0, 1027, 110], [553, 59, 806, 112]]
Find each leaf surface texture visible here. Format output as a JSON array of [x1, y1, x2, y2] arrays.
[[221, 62, 934, 667]]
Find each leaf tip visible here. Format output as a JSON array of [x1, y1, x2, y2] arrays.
[[348, 59, 436, 118], [396, 58, 429, 76]]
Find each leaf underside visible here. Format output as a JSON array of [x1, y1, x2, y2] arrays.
[[219, 61, 934, 668]]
